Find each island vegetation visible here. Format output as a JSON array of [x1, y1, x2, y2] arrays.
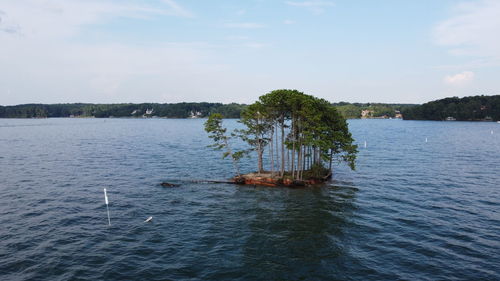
[[402, 95, 500, 121], [204, 89, 358, 187]]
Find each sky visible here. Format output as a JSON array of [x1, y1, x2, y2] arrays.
[[0, 0, 499, 105]]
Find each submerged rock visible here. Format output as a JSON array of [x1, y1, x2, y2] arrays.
[[161, 182, 180, 187]]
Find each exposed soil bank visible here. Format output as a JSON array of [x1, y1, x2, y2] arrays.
[[233, 172, 332, 187]]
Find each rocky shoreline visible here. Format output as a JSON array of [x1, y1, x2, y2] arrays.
[[233, 172, 332, 187]]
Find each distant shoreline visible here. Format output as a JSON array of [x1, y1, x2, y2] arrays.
[[1, 116, 498, 122], [1, 94, 499, 121], [0, 101, 415, 119]]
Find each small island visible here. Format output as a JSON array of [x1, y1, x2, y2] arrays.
[[204, 89, 358, 187]]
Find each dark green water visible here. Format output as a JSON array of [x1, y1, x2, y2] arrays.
[[0, 118, 499, 280]]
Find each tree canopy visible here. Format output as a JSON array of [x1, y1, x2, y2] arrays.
[[402, 95, 500, 121], [0, 102, 246, 118], [205, 89, 358, 181], [0, 101, 418, 120]]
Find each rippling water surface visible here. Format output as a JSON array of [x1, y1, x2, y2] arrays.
[[0, 118, 499, 280]]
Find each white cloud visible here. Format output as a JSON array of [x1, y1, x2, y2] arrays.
[[285, 1, 335, 14], [0, 1, 255, 105], [434, 0, 500, 60], [162, 0, 194, 18], [443, 71, 475, 86], [224, 22, 266, 29], [0, 0, 193, 39], [283, 19, 295, 25]]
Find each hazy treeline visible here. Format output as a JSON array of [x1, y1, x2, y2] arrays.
[[3, 95, 498, 120], [333, 102, 416, 119], [401, 95, 500, 121], [0, 103, 246, 118], [0, 101, 414, 119]]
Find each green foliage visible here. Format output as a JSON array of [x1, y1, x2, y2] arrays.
[[236, 89, 358, 179], [202, 90, 359, 179], [303, 162, 330, 179], [1, 101, 422, 120], [211, 103, 247, 119], [236, 103, 271, 150], [335, 104, 361, 119], [204, 113, 244, 175], [333, 102, 417, 119], [0, 103, 246, 118], [204, 113, 227, 151], [402, 95, 500, 121], [232, 150, 247, 161]]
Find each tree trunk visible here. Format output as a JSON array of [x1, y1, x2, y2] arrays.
[[257, 117, 263, 174], [297, 142, 302, 181], [224, 139, 240, 176], [280, 115, 285, 177], [291, 116, 296, 179], [275, 123, 279, 176], [313, 146, 317, 166], [302, 144, 307, 176], [300, 144, 305, 180], [307, 146, 311, 170], [257, 139, 263, 174], [287, 148, 290, 173], [317, 146, 322, 165], [270, 127, 274, 176], [329, 149, 333, 171]]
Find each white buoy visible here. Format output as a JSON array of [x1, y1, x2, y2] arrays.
[[425, 137, 428, 143], [364, 141, 367, 148], [145, 216, 153, 223], [491, 130, 494, 135], [104, 188, 111, 226]]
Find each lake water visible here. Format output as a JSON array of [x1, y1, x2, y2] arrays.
[[0, 118, 499, 280]]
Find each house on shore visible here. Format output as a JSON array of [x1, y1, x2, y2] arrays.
[[361, 109, 373, 118]]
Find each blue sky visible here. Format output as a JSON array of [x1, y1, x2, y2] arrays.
[[0, 0, 499, 105]]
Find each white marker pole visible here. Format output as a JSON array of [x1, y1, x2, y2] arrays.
[[104, 188, 111, 226], [364, 141, 367, 148]]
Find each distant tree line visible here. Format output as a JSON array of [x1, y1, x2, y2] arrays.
[[333, 102, 416, 119], [0, 101, 416, 119], [4, 95, 497, 120], [401, 95, 500, 121], [0, 103, 246, 118]]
